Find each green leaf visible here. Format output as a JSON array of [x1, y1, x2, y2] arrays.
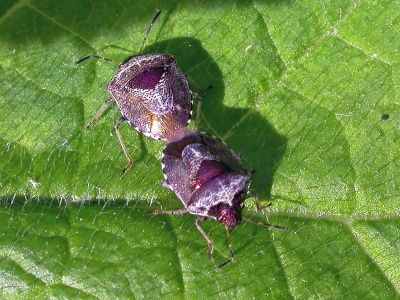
[[1, 0, 399, 298]]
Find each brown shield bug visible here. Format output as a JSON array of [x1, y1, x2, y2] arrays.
[[150, 131, 286, 268], [77, 10, 201, 174]]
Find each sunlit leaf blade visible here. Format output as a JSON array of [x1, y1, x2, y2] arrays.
[[1, 0, 399, 298]]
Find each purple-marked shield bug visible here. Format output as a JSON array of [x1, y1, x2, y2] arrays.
[[150, 131, 286, 268], [77, 10, 201, 174]]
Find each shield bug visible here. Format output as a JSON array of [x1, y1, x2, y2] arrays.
[[150, 131, 286, 268], [77, 10, 201, 174]]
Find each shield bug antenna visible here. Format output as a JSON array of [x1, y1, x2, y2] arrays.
[[150, 131, 286, 268], [139, 9, 161, 53], [77, 10, 205, 175]]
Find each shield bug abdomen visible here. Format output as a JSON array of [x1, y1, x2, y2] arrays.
[[108, 54, 192, 142]]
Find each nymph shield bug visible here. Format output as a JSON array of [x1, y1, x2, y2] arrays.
[[150, 131, 286, 268], [77, 10, 199, 174]]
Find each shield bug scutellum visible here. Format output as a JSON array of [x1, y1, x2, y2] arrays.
[[77, 10, 201, 174], [151, 131, 287, 268]]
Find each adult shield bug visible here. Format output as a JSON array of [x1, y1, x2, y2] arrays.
[[150, 131, 286, 268], [77, 10, 200, 174]]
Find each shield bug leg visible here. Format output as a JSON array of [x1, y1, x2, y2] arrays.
[[194, 217, 215, 261], [242, 218, 287, 231], [247, 193, 272, 211], [86, 100, 134, 175], [244, 194, 287, 230], [186, 75, 212, 94], [114, 116, 134, 175], [191, 93, 202, 131], [217, 225, 235, 269], [148, 208, 188, 216], [185, 76, 212, 130], [86, 98, 115, 129]]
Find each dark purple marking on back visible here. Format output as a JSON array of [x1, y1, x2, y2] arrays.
[[128, 67, 167, 90], [195, 160, 231, 189]]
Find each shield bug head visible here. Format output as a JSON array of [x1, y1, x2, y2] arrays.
[[152, 131, 286, 268], [77, 10, 199, 174]]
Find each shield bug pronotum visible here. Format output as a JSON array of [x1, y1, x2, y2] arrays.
[[77, 10, 203, 174], [150, 131, 286, 268]]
